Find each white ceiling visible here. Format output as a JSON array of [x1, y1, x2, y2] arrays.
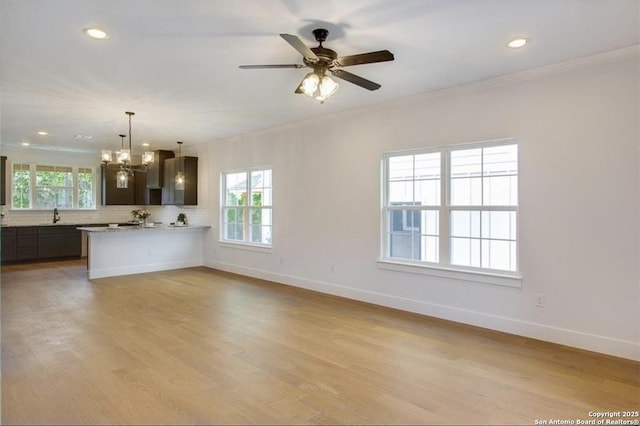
[[1, 0, 638, 154]]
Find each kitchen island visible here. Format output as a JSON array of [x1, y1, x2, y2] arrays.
[[77, 224, 210, 279]]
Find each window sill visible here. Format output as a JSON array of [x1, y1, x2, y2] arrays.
[[377, 258, 522, 288], [218, 240, 273, 253]]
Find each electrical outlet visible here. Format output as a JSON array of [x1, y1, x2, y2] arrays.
[[330, 264, 335, 273], [536, 293, 545, 308]]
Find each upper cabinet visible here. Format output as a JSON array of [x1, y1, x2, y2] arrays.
[[1, 156, 6, 205], [162, 157, 198, 205], [102, 153, 197, 206], [146, 150, 175, 189], [101, 164, 135, 205]]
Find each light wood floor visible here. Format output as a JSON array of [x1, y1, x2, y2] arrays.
[[1, 260, 638, 425]]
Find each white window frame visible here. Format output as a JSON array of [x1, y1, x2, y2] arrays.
[[10, 163, 96, 210], [379, 138, 522, 287], [220, 167, 273, 250]]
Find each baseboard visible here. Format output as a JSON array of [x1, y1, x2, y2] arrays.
[[204, 259, 640, 361]]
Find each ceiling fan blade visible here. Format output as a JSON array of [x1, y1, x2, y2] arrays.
[[239, 64, 304, 69], [335, 50, 395, 67], [331, 69, 381, 91], [280, 33, 319, 61]]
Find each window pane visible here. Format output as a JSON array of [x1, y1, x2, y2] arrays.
[[388, 153, 440, 206], [36, 188, 72, 209], [414, 153, 440, 179], [481, 211, 516, 240], [224, 207, 244, 240], [451, 148, 482, 178], [12, 167, 31, 208], [451, 237, 480, 267], [35, 187, 73, 209], [78, 170, 94, 209], [421, 210, 439, 236], [481, 240, 516, 271], [389, 181, 414, 203], [249, 206, 272, 245], [420, 236, 439, 263], [388, 155, 414, 181], [483, 175, 517, 206], [250, 170, 272, 207], [450, 177, 481, 205], [483, 145, 518, 176], [415, 179, 440, 206], [388, 209, 438, 262], [450, 210, 480, 238], [225, 172, 246, 206]]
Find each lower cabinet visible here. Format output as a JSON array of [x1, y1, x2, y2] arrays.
[[17, 227, 38, 261], [0, 226, 81, 264], [1, 227, 17, 262], [37, 226, 81, 259]]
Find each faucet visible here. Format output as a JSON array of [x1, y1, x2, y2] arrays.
[[53, 208, 60, 224]]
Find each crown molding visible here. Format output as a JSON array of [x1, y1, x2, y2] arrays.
[[414, 44, 640, 102]]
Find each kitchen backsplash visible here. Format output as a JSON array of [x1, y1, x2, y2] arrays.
[[1, 204, 210, 227]]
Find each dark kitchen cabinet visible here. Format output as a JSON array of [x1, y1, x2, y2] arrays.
[[134, 170, 162, 205], [38, 225, 81, 259], [101, 164, 135, 205], [1, 156, 6, 206], [146, 150, 174, 188], [2, 225, 81, 264], [102, 166, 160, 206], [1, 227, 17, 262], [16, 227, 38, 261], [60, 226, 82, 257], [162, 157, 198, 206]]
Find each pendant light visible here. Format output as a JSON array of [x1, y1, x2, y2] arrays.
[[175, 141, 185, 190], [115, 133, 129, 188]]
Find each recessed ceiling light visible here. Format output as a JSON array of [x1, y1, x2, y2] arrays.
[[37, 131, 48, 136], [83, 27, 110, 40], [74, 134, 93, 140], [21, 142, 30, 146], [142, 142, 150, 147], [507, 37, 529, 49]]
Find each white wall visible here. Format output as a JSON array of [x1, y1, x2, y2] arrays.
[[205, 51, 640, 360]]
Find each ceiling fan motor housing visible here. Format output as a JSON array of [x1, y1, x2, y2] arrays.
[[305, 46, 338, 68]]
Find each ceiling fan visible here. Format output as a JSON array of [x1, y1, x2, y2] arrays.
[[239, 28, 394, 102]]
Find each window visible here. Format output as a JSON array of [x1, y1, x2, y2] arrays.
[[222, 168, 272, 246], [11, 163, 95, 209], [382, 139, 518, 275]]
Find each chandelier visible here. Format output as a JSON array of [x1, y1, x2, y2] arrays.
[[101, 111, 154, 188]]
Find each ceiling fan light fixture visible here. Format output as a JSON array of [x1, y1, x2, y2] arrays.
[[300, 73, 320, 97], [317, 75, 339, 100], [300, 72, 338, 102]]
